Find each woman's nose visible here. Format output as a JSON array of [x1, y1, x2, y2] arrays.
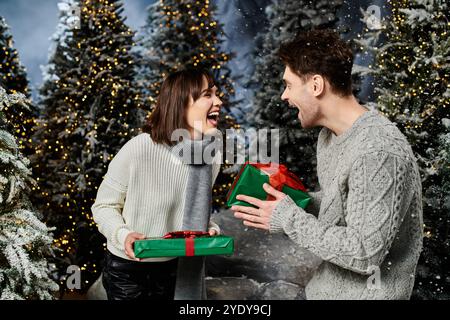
[[214, 96, 223, 106]]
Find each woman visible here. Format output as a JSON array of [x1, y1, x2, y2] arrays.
[[91, 69, 223, 300]]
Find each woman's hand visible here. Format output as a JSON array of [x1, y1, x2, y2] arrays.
[[124, 232, 146, 261], [208, 228, 218, 236]]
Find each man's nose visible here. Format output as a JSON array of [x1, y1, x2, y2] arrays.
[[281, 89, 288, 101]]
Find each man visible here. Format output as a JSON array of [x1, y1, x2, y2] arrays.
[[231, 29, 423, 300]]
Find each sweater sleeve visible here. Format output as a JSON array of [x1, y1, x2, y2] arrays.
[[307, 190, 323, 216], [91, 140, 134, 252], [208, 220, 221, 235], [270, 151, 414, 275]]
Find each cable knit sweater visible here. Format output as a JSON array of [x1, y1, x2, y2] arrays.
[[91, 133, 221, 262], [270, 110, 423, 300]]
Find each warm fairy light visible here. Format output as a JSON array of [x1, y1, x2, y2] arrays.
[[24, 0, 146, 290]]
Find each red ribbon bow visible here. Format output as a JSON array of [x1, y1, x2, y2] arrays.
[[249, 162, 307, 201], [163, 231, 210, 256]]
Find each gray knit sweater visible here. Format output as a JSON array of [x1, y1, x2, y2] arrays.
[[270, 110, 423, 300]]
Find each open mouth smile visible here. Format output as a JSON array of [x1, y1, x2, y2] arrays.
[[206, 110, 220, 127]]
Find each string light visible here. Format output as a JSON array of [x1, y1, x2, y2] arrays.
[[27, 0, 147, 292]]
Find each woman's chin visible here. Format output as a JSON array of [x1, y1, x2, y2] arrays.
[[204, 126, 221, 137], [206, 126, 219, 133]]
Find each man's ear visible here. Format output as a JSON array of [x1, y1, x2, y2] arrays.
[[311, 74, 325, 97]]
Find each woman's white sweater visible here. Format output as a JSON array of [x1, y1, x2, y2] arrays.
[[91, 133, 221, 262]]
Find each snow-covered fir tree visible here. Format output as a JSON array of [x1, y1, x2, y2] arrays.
[[419, 117, 450, 299], [31, 0, 144, 291], [0, 18, 28, 94], [0, 16, 38, 157], [135, 0, 239, 208], [135, 0, 235, 110], [0, 87, 59, 300], [359, 0, 449, 299], [248, 0, 343, 189], [437, 119, 450, 226], [213, 0, 272, 124]]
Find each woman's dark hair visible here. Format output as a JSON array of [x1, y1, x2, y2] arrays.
[[278, 29, 354, 96], [143, 68, 214, 145]]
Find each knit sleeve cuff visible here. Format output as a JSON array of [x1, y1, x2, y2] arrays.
[[270, 195, 300, 234], [208, 220, 221, 235], [114, 227, 132, 251]]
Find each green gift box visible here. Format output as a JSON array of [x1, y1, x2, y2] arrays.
[[226, 162, 311, 209], [134, 231, 234, 259]]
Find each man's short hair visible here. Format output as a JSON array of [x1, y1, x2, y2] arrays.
[[278, 29, 354, 96]]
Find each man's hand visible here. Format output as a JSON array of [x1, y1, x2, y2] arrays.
[[124, 232, 146, 261], [231, 183, 286, 230]]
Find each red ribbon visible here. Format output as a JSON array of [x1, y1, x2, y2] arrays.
[[227, 162, 307, 202], [163, 231, 210, 257], [185, 238, 195, 256]]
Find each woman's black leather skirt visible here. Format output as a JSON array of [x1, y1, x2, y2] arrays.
[[102, 250, 178, 300]]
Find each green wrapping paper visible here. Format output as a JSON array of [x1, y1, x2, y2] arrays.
[[226, 162, 311, 209], [134, 234, 234, 259]]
